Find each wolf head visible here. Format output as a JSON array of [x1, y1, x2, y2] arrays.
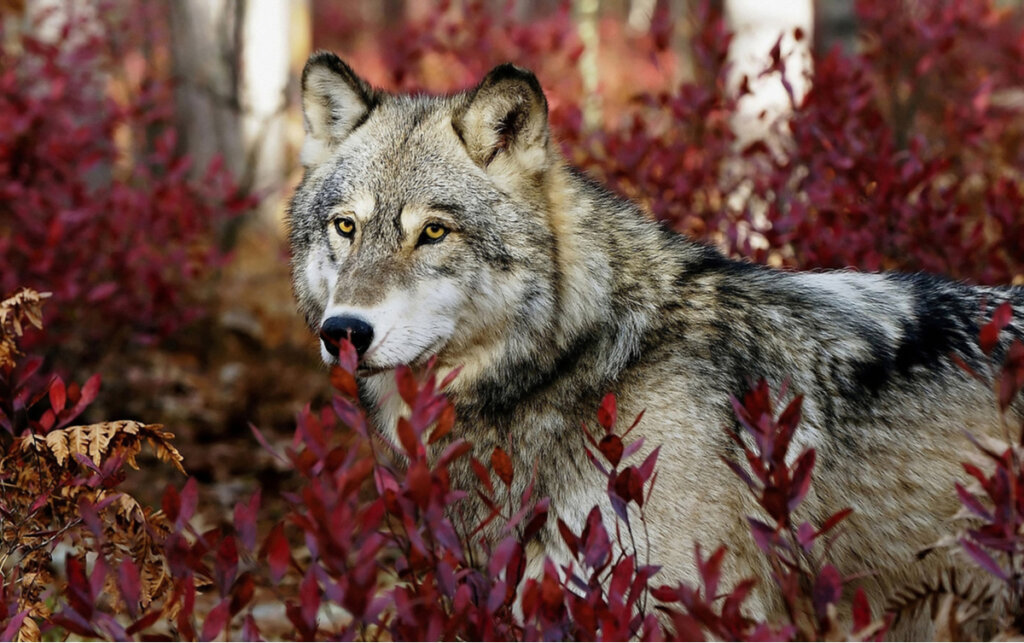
[[288, 53, 565, 375]]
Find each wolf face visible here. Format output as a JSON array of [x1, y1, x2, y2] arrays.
[[289, 53, 561, 375]]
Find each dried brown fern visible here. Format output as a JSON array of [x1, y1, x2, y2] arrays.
[[21, 420, 185, 474], [886, 567, 998, 640], [0, 289, 49, 372], [2, 423, 185, 640]]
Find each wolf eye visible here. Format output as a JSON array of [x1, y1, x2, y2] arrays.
[[418, 223, 448, 245], [333, 217, 355, 238]]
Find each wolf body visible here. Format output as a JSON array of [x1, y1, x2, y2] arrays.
[[288, 52, 1024, 637]]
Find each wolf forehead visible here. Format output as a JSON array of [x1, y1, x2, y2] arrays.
[[292, 111, 492, 214]]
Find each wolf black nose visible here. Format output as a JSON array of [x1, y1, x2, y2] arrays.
[[320, 316, 374, 358]]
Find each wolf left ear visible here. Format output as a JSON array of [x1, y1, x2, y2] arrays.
[[452, 63, 550, 173], [300, 52, 377, 167]]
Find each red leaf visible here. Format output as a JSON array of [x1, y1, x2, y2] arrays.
[[439, 365, 463, 389], [650, 584, 681, 603], [65, 556, 92, 618], [852, 587, 872, 631], [299, 567, 320, 633], [118, 559, 141, 618], [613, 467, 644, 506], [241, 614, 262, 641], [609, 556, 634, 606], [230, 573, 255, 615], [162, 484, 180, 524], [266, 523, 290, 583], [49, 614, 98, 638], [722, 456, 757, 492], [336, 337, 359, 373], [998, 341, 1024, 410], [180, 477, 198, 523], [215, 535, 239, 594], [86, 281, 117, 302], [788, 448, 816, 510], [406, 460, 432, 507], [818, 507, 854, 537], [980, 302, 1013, 354], [748, 517, 777, 553], [428, 404, 456, 444], [126, 611, 163, 636], [437, 438, 472, 468], [491, 447, 514, 487], [623, 409, 645, 436], [778, 394, 803, 432], [638, 445, 660, 480], [396, 417, 419, 459], [250, 422, 287, 464], [523, 497, 549, 542], [797, 521, 816, 551], [722, 578, 757, 622], [761, 486, 789, 524], [960, 538, 1008, 580], [471, 457, 494, 494], [621, 436, 646, 460], [582, 507, 610, 568], [955, 482, 993, 521], [0, 611, 28, 641], [48, 376, 66, 413], [597, 392, 617, 431], [77, 373, 100, 409], [201, 599, 231, 641], [395, 365, 419, 406], [697, 544, 726, 600], [488, 537, 521, 577], [598, 434, 624, 467], [234, 490, 260, 551], [557, 518, 581, 556], [329, 365, 358, 398], [813, 564, 843, 618]]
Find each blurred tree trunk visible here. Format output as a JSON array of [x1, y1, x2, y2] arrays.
[[724, 0, 813, 149], [723, 0, 814, 255], [815, 0, 856, 55], [168, 0, 245, 182], [168, 0, 300, 235]]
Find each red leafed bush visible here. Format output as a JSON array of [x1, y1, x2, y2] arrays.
[[0, 4, 251, 364], [21, 335, 889, 640], [5, 297, 1021, 641], [948, 303, 1024, 635]]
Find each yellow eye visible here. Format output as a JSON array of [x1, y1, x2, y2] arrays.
[[334, 217, 355, 238], [420, 223, 448, 243]]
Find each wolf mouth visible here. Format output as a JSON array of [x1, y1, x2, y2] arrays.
[[355, 338, 443, 377]]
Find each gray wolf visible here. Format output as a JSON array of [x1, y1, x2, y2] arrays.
[[288, 51, 1024, 637]]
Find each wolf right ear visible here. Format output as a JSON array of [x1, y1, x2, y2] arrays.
[[300, 52, 377, 167], [452, 63, 550, 175]]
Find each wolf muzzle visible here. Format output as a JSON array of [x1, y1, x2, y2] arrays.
[[320, 315, 374, 358]]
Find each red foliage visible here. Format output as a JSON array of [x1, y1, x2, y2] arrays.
[[0, 4, 252, 363], [25, 335, 891, 640], [721, 381, 890, 639], [952, 304, 1024, 633]]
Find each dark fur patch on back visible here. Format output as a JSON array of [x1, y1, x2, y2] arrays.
[[848, 274, 980, 398], [894, 279, 978, 374]]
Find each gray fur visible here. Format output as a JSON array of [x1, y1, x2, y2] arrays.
[[288, 52, 1024, 638]]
